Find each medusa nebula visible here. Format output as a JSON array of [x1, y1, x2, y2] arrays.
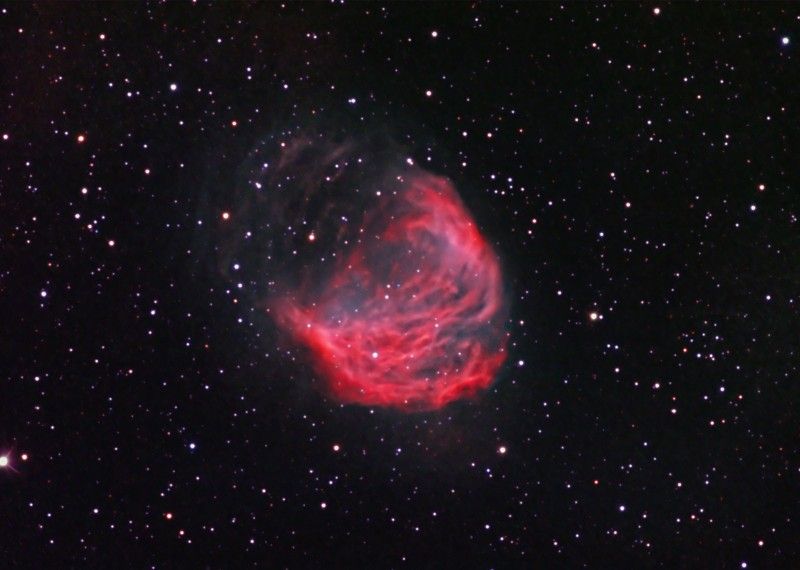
[[221, 133, 507, 411]]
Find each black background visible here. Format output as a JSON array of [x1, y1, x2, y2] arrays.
[[2, 3, 798, 568]]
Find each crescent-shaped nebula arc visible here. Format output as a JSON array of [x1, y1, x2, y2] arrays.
[[224, 135, 509, 412]]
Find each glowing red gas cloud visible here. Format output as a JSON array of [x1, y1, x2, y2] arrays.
[[275, 172, 507, 411]]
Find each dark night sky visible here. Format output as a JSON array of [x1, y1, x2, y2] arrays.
[[2, 2, 799, 568]]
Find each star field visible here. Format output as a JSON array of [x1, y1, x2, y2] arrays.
[[2, 3, 799, 568]]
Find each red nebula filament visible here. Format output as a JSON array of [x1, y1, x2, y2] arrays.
[[276, 173, 507, 411]]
